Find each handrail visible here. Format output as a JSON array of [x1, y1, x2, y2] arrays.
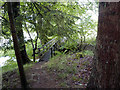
[[35, 37, 58, 59], [38, 37, 57, 51]]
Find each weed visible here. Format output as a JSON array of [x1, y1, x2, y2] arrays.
[[75, 52, 84, 59], [72, 75, 78, 81], [57, 73, 68, 79], [84, 50, 94, 56], [60, 82, 67, 87]]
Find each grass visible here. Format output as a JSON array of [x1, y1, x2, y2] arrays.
[[2, 61, 18, 73], [2, 61, 33, 74], [57, 73, 68, 79], [44, 54, 77, 75], [44, 54, 75, 79], [60, 82, 68, 87], [43, 50, 93, 87]]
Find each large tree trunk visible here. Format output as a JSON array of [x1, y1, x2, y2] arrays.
[[12, 2, 30, 64], [7, 2, 28, 89], [87, 2, 120, 88]]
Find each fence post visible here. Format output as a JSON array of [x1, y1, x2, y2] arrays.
[[33, 48, 35, 62], [53, 44, 55, 56], [51, 47, 53, 58]]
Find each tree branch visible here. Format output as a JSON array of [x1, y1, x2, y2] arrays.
[[24, 22, 34, 48], [32, 3, 43, 18], [34, 2, 51, 11], [0, 16, 8, 22], [35, 29, 39, 50]]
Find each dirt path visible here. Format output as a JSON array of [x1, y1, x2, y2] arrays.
[[26, 62, 60, 88]]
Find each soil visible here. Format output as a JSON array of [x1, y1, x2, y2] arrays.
[[2, 56, 93, 89]]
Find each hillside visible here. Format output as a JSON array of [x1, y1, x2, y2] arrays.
[[2, 54, 93, 89]]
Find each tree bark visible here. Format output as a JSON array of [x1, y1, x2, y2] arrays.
[[12, 2, 30, 64], [87, 2, 120, 88], [7, 2, 28, 89]]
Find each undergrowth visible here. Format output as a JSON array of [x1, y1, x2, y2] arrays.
[[43, 50, 93, 87]]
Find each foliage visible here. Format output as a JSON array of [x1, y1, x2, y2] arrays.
[[0, 1, 98, 68], [61, 39, 78, 50], [26, 42, 34, 59], [75, 50, 94, 59], [75, 52, 85, 59], [84, 50, 94, 56], [1, 1, 98, 46], [54, 51, 63, 55]]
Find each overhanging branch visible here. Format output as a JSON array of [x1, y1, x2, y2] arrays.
[[0, 16, 8, 22]]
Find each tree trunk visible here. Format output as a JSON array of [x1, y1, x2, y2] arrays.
[[12, 2, 30, 64], [7, 2, 28, 89], [87, 2, 120, 88]]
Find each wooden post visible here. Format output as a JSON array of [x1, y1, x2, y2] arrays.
[[53, 44, 56, 56]]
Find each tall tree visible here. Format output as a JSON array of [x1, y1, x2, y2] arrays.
[[87, 2, 120, 88], [12, 2, 30, 64], [7, 2, 28, 89]]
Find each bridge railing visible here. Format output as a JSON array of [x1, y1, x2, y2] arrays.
[[35, 37, 58, 61]]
